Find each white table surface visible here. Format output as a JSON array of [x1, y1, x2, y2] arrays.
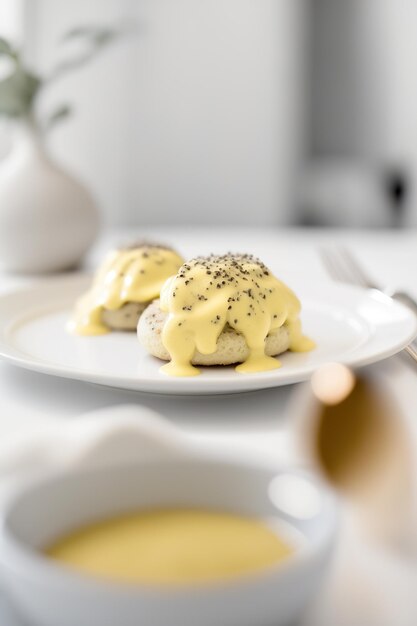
[[1, 227, 417, 626]]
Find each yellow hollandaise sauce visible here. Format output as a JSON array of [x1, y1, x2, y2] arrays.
[[159, 253, 314, 376], [46, 509, 293, 585], [69, 245, 183, 336]]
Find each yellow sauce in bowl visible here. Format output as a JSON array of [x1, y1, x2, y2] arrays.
[[69, 244, 184, 336], [46, 509, 293, 585], [159, 253, 314, 376]]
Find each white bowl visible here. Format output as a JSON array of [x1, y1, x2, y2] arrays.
[[0, 459, 338, 626]]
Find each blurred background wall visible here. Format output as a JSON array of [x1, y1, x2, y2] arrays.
[[304, 0, 417, 228], [1, 0, 417, 228], [15, 0, 309, 227]]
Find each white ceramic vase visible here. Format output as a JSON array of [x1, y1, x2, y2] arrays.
[[0, 121, 99, 273]]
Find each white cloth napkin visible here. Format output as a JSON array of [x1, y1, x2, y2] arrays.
[[0, 404, 192, 504]]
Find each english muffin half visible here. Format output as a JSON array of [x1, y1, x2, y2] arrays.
[[138, 300, 291, 366]]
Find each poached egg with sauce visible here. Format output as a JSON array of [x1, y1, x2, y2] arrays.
[[69, 243, 184, 335], [158, 253, 314, 376]]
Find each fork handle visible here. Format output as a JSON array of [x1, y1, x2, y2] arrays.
[[405, 343, 417, 363], [392, 291, 417, 363], [390, 290, 417, 316], [390, 291, 417, 364]]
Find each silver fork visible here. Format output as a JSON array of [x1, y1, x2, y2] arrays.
[[321, 246, 417, 364]]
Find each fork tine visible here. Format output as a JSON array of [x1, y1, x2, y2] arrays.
[[333, 248, 355, 283], [320, 248, 354, 284], [338, 247, 375, 289], [319, 249, 339, 282], [320, 249, 341, 282]]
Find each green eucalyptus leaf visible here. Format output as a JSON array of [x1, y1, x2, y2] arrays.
[[62, 26, 117, 45], [48, 26, 120, 83], [62, 26, 98, 40], [45, 103, 71, 130], [93, 29, 117, 46], [0, 37, 15, 57], [48, 50, 97, 81], [0, 67, 41, 117]]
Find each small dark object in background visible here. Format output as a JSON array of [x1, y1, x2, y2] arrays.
[[385, 169, 408, 228]]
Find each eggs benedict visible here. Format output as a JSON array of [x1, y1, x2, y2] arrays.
[[138, 253, 314, 376], [69, 242, 184, 335]]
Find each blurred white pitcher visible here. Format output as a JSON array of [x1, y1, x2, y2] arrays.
[[290, 363, 417, 551]]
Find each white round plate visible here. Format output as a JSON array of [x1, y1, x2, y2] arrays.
[[0, 275, 415, 395]]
